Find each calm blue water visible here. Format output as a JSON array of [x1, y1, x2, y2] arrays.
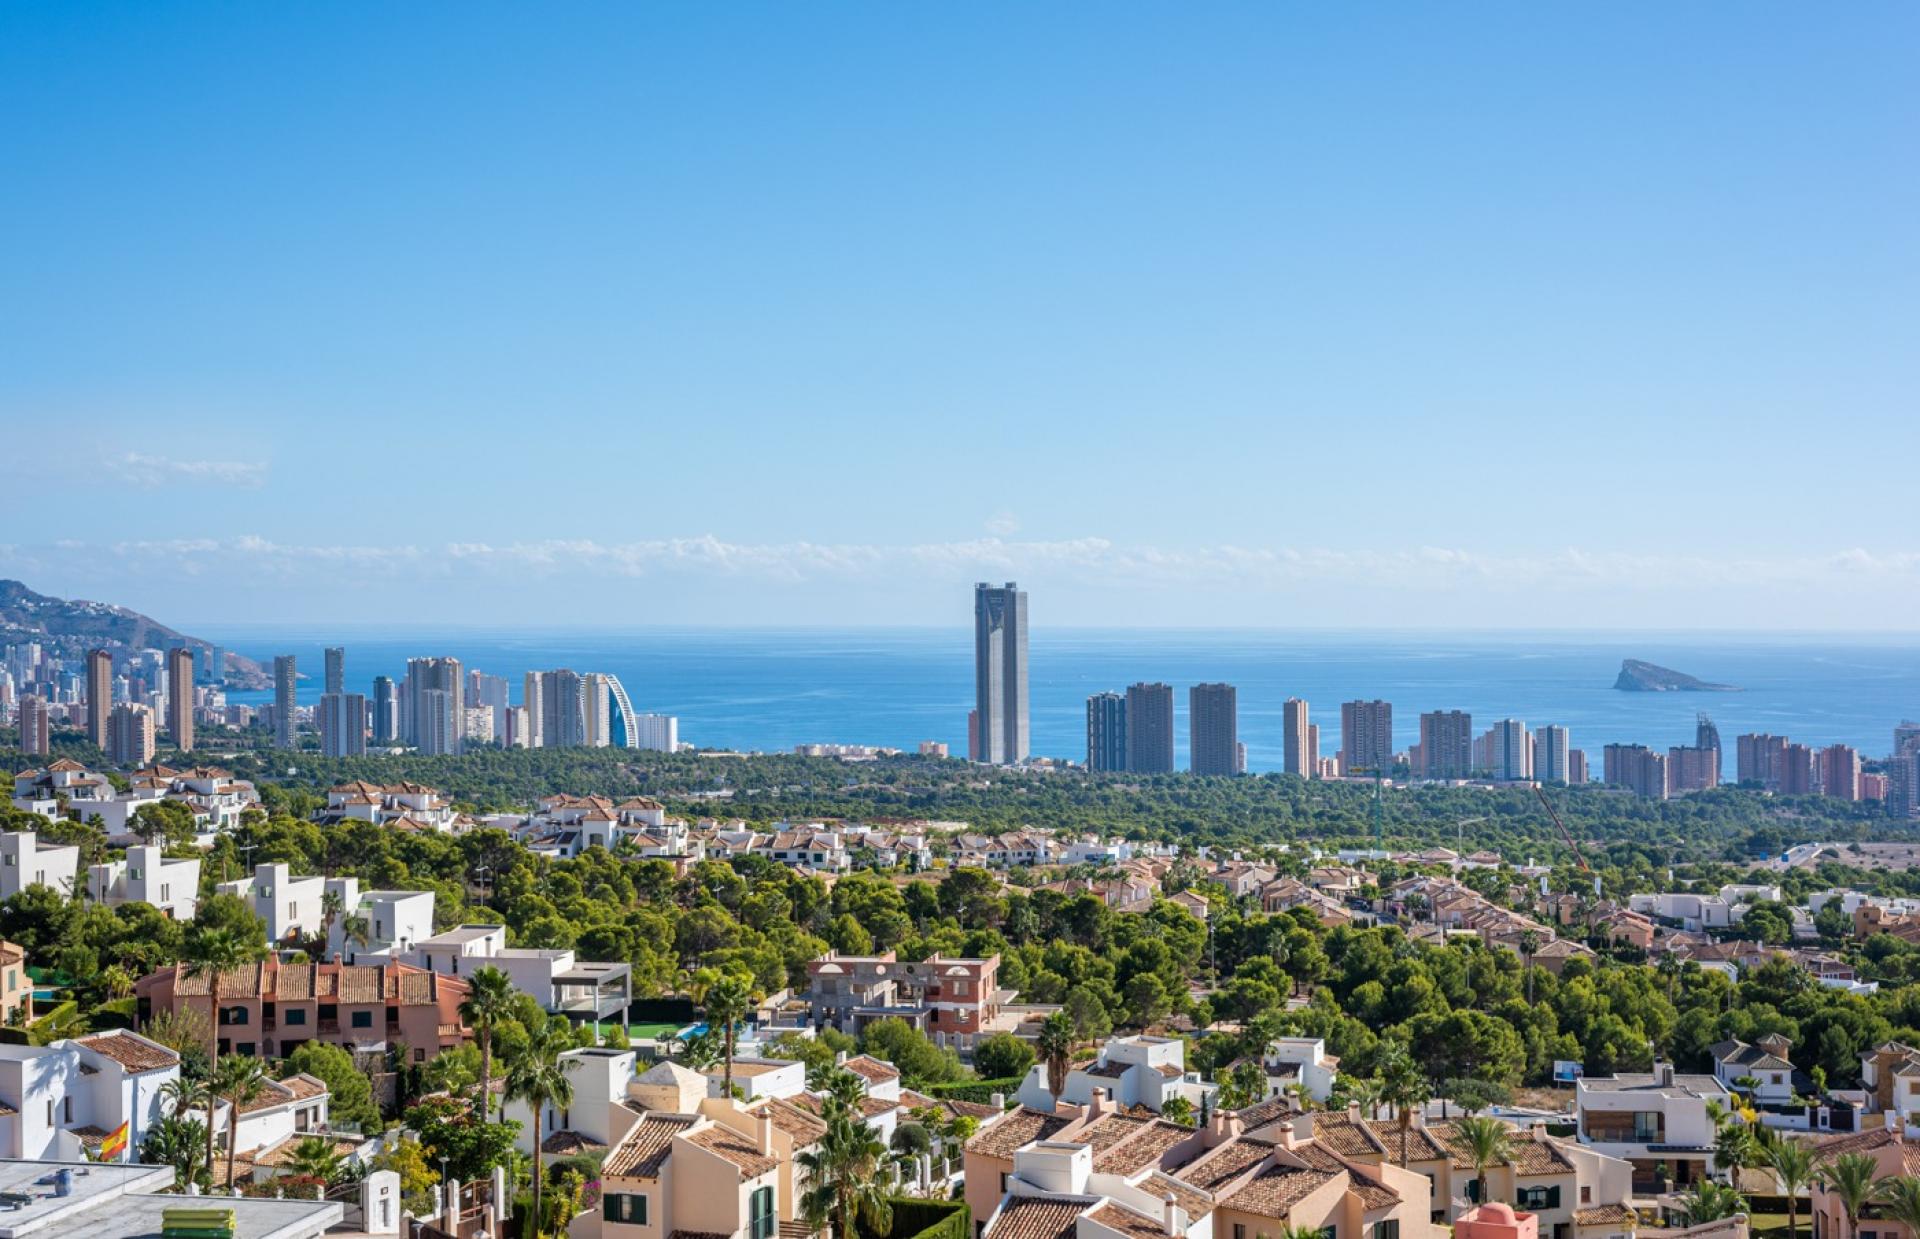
[[205, 628, 1920, 774]]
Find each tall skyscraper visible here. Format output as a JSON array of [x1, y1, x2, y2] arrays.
[[273, 655, 298, 749], [1189, 683, 1239, 775], [416, 688, 459, 756], [583, 673, 614, 747], [165, 647, 195, 752], [523, 672, 545, 747], [1306, 723, 1321, 775], [1779, 743, 1815, 795], [1819, 744, 1862, 801], [972, 582, 1029, 765], [85, 649, 112, 749], [108, 703, 156, 767], [18, 696, 49, 756], [1418, 710, 1473, 779], [1567, 748, 1589, 785], [1667, 746, 1719, 793], [1124, 682, 1176, 774], [1696, 713, 1722, 755], [319, 693, 368, 758], [1086, 692, 1127, 772], [1604, 743, 1668, 799], [1533, 725, 1571, 784], [533, 669, 586, 748], [1340, 700, 1394, 773], [324, 647, 345, 696], [1897, 722, 1920, 758], [372, 676, 398, 743], [469, 671, 510, 742], [1737, 734, 1787, 789], [1282, 698, 1311, 777], [1490, 719, 1531, 781], [1890, 752, 1920, 820], [405, 657, 465, 755]]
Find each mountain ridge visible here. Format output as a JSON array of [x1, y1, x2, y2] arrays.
[[0, 579, 267, 688]]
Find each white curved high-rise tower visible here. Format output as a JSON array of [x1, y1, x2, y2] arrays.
[[605, 673, 639, 750]]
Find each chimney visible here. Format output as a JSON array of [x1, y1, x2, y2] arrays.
[[1087, 1087, 1110, 1120], [1273, 1119, 1298, 1149], [836, 1050, 848, 1066], [757, 1112, 774, 1156], [990, 1092, 1005, 1111], [1162, 1195, 1182, 1237], [1347, 1102, 1363, 1124]]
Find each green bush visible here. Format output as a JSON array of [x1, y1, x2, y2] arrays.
[[925, 1078, 1022, 1105], [857, 1198, 969, 1239]]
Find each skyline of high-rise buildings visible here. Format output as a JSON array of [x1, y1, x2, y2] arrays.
[[405, 656, 465, 756], [972, 581, 1028, 766]]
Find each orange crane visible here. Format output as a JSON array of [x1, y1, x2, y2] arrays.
[[1534, 783, 1591, 871]]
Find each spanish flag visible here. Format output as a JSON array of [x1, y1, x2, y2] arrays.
[[98, 1121, 129, 1162]]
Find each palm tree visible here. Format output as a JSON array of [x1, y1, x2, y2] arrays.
[[1374, 1040, 1430, 1166], [458, 966, 515, 1120], [140, 1115, 208, 1191], [1822, 1152, 1882, 1239], [505, 1016, 577, 1230], [1037, 1012, 1073, 1107], [282, 1135, 345, 1197], [1765, 1137, 1816, 1239], [1715, 1121, 1758, 1186], [692, 968, 757, 1100], [799, 1089, 895, 1239], [159, 1075, 210, 1122], [1457, 1116, 1512, 1205], [316, 890, 344, 956], [1675, 1181, 1748, 1227], [183, 926, 261, 1176], [1874, 1176, 1920, 1239], [212, 1055, 269, 1189], [1517, 930, 1540, 1003], [1341, 1076, 1383, 1120], [339, 913, 372, 960]]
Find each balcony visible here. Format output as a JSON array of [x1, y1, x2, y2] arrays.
[[318, 1019, 341, 1035]]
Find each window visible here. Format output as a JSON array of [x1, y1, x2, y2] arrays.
[[63, 1097, 72, 1123], [603, 1194, 648, 1226], [1374, 1222, 1399, 1239], [1466, 1179, 1482, 1204], [1234, 1226, 1247, 1239], [285, 1009, 307, 1026], [223, 1006, 249, 1026], [1518, 1186, 1563, 1211], [351, 1011, 374, 1028], [1581, 1187, 1592, 1205], [46, 1100, 53, 1125], [750, 1186, 775, 1239]]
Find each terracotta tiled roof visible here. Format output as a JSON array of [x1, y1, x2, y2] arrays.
[[1808, 1127, 1920, 1175], [74, 1030, 179, 1073], [684, 1123, 778, 1178], [756, 1098, 828, 1146], [1218, 1164, 1339, 1218], [1424, 1121, 1574, 1175], [1370, 1119, 1448, 1163], [1143, 1171, 1216, 1220], [1311, 1111, 1385, 1159], [543, 1131, 608, 1155], [277, 1073, 329, 1102], [842, 1054, 900, 1083], [604, 1114, 698, 1178], [986, 1197, 1095, 1239], [965, 1106, 1075, 1160], [1175, 1136, 1277, 1193], [1086, 1203, 1168, 1239], [1574, 1205, 1636, 1226], [1094, 1119, 1192, 1176]]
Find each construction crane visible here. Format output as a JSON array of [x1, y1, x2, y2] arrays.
[[1534, 783, 1591, 871], [1347, 766, 1388, 853]]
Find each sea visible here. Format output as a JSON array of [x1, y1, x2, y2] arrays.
[[201, 628, 1920, 775]]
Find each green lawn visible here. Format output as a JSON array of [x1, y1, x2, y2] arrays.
[[625, 1022, 684, 1040], [1746, 1214, 1795, 1235]]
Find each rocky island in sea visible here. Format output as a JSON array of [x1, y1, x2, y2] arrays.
[[1613, 658, 1739, 692]]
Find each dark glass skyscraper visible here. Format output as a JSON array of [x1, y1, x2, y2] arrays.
[[972, 582, 1028, 764], [372, 676, 397, 743], [1086, 692, 1127, 772], [1125, 682, 1176, 774], [1189, 683, 1239, 775]]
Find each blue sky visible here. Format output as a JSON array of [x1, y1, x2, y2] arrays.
[[4, 4, 1917, 629]]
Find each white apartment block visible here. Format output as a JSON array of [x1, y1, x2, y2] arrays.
[[216, 865, 432, 956], [406, 924, 633, 1021], [86, 845, 202, 920], [0, 1031, 180, 1161], [1015, 1035, 1215, 1116], [0, 831, 80, 899], [1261, 1037, 1340, 1104]]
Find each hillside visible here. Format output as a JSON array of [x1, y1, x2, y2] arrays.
[[0, 579, 267, 687]]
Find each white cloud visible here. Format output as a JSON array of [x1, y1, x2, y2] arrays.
[[104, 452, 267, 489], [984, 512, 1021, 536]]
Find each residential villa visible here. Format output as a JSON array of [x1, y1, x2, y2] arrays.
[[406, 923, 633, 1022], [1015, 1035, 1215, 1116], [134, 957, 470, 1062], [1574, 1063, 1729, 1193]]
